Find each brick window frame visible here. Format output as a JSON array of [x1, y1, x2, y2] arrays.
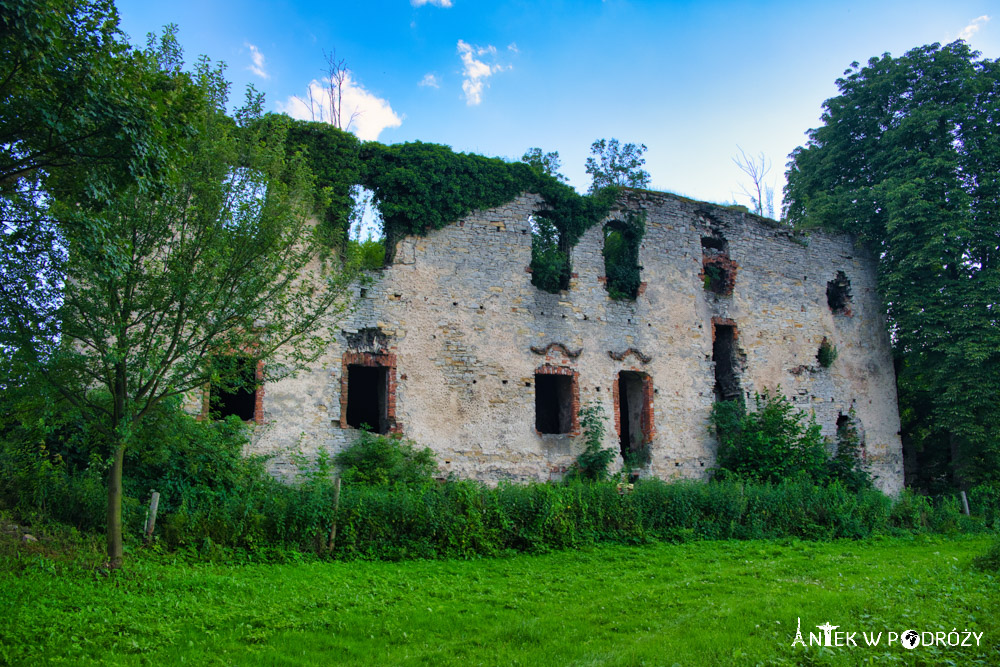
[[612, 370, 655, 444], [201, 358, 265, 425], [339, 351, 399, 433], [534, 364, 581, 436]]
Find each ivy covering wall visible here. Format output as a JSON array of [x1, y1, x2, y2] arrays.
[[285, 119, 642, 295]]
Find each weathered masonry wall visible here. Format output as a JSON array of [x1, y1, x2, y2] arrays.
[[251, 190, 904, 495]]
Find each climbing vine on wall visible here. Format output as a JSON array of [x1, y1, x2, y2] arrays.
[[285, 120, 363, 247], [283, 119, 633, 277]]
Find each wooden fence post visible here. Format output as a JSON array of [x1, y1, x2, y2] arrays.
[[144, 491, 160, 543], [960, 490, 971, 516], [326, 477, 342, 553]]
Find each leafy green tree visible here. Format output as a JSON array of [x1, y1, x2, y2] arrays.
[[784, 41, 1000, 488], [585, 138, 650, 192], [520, 147, 567, 182], [1, 33, 354, 568], [1, 1, 179, 366], [0, 0, 168, 194]]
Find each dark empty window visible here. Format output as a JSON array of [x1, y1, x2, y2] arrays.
[[713, 323, 742, 402], [210, 356, 257, 421], [836, 413, 850, 433], [618, 371, 651, 461], [346, 364, 389, 433], [535, 373, 574, 434], [827, 271, 852, 314]]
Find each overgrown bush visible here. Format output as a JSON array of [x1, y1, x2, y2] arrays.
[[0, 387, 262, 537], [711, 390, 870, 490], [334, 430, 437, 487], [568, 403, 616, 481], [348, 237, 386, 270], [973, 537, 1000, 572], [817, 338, 838, 368], [4, 377, 993, 564], [711, 390, 828, 484]]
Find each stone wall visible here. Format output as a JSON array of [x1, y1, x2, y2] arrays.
[[249, 190, 904, 495]]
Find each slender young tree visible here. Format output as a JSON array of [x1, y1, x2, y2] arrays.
[[732, 146, 775, 218], [2, 32, 355, 568]]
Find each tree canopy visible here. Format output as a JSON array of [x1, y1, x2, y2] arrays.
[[784, 41, 1000, 488], [585, 138, 650, 193]]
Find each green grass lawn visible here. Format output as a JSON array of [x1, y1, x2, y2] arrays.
[[1, 534, 997, 665]]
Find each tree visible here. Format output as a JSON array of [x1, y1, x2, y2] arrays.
[[520, 147, 567, 182], [784, 41, 1000, 488], [0, 0, 167, 195], [732, 146, 775, 218], [294, 48, 360, 132], [585, 138, 650, 192], [1, 34, 354, 568]]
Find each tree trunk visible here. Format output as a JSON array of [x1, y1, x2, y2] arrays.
[[949, 433, 965, 491], [106, 441, 126, 570]]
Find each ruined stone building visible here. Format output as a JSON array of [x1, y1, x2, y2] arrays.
[[212, 189, 904, 495]]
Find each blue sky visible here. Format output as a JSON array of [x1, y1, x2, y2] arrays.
[[115, 0, 998, 214]]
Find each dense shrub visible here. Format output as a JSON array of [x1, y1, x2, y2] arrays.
[[711, 390, 828, 484], [711, 390, 870, 490], [333, 430, 437, 487], [347, 237, 386, 270], [3, 383, 994, 564]]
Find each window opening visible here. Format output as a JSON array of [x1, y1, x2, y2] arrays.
[[701, 235, 735, 295], [529, 213, 571, 293], [535, 373, 574, 434], [827, 271, 852, 314], [713, 323, 742, 401], [836, 413, 850, 434], [603, 221, 642, 300], [346, 364, 389, 433], [617, 371, 652, 463], [210, 355, 258, 421]]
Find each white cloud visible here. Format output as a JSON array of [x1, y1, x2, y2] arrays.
[[959, 15, 990, 42], [245, 42, 268, 79], [411, 0, 452, 7], [507, 42, 519, 54], [457, 40, 508, 106], [419, 73, 440, 88], [276, 73, 402, 141]]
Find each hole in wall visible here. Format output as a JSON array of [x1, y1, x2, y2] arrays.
[[210, 355, 258, 421], [345, 365, 389, 433], [701, 235, 736, 295], [827, 271, 852, 314], [713, 323, 742, 402], [535, 373, 574, 434]]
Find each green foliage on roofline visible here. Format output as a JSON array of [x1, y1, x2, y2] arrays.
[[283, 119, 622, 266]]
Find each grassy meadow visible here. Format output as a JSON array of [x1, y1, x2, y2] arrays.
[[2, 532, 997, 666]]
